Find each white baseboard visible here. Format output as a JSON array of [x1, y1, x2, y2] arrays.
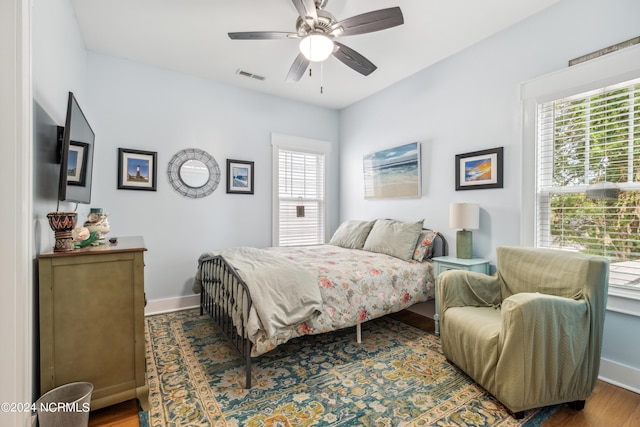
[[598, 357, 640, 394], [145, 295, 200, 316]]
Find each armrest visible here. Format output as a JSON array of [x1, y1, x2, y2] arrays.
[[500, 292, 588, 342], [438, 270, 501, 308], [437, 270, 502, 322], [496, 293, 594, 408]]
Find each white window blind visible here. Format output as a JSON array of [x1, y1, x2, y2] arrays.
[[536, 77, 640, 292], [276, 147, 326, 246]]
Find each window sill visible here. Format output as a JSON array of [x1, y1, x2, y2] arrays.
[[607, 287, 640, 316]]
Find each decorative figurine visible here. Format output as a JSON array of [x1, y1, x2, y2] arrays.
[[83, 208, 110, 240]]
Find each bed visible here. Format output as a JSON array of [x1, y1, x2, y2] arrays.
[[192, 219, 447, 388]]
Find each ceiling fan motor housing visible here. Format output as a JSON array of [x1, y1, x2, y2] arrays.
[[297, 9, 337, 37]]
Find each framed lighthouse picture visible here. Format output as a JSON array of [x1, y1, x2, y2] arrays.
[[118, 148, 158, 191]]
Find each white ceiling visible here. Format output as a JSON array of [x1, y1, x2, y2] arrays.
[[70, 0, 561, 110]]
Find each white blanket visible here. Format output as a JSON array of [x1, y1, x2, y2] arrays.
[[193, 247, 323, 340]]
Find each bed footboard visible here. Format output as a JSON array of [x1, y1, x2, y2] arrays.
[[198, 255, 253, 388]]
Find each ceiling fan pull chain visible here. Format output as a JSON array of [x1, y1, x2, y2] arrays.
[[320, 62, 324, 94]]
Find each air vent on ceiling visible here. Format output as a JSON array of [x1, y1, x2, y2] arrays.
[[236, 70, 265, 81]]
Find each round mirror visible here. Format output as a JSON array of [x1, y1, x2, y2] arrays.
[[167, 148, 220, 198], [179, 159, 209, 188]]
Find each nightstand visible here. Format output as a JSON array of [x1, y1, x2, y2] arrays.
[[432, 256, 491, 336]]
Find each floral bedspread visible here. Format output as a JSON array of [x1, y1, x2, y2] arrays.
[[246, 244, 435, 356]]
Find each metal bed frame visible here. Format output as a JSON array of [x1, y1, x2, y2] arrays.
[[198, 230, 447, 389]]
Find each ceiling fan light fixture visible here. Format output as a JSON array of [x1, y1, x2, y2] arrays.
[[299, 33, 334, 61]]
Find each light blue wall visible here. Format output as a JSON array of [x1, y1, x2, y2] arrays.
[[86, 53, 340, 300], [338, 0, 640, 391], [33, 0, 87, 121]]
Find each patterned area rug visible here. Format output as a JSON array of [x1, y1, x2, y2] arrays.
[[141, 309, 557, 426]]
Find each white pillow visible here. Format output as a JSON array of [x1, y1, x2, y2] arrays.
[[329, 220, 376, 249], [363, 219, 424, 261]]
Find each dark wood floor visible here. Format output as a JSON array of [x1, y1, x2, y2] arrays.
[[89, 399, 140, 427], [89, 310, 640, 427]]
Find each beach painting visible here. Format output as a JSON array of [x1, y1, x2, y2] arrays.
[[363, 142, 421, 199], [226, 159, 254, 194], [455, 147, 503, 191], [232, 166, 249, 188]]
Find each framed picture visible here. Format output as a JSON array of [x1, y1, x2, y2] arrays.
[[226, 159, 254, 194], [363, 142, 421, 199], [118, 148, 157, 191], [67, 141, 89, 186], [455, 147, 503, 190]]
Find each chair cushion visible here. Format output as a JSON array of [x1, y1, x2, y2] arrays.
[[441, 306, 501, 391]]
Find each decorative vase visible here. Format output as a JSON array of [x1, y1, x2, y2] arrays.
[[47, 211, 77, 252], [84, 208, 110, 240]]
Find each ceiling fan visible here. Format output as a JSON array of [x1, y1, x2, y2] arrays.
[[228, 0, 404, 82]]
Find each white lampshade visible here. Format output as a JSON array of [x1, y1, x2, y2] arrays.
[[449, 203, 480, 230], [299, 34, 334, 62]]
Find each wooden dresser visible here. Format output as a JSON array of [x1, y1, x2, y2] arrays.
[[38, 236, 149, 411]]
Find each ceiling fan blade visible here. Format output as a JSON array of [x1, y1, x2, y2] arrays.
[[333, 7, 404, 37], [228, 31, 295, 40], [332, 42, 377, 76], [286, 53, 310, 82], [291, 0, 318, 23]]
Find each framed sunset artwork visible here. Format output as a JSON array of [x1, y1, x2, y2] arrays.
[[455, 147, 503, 190]]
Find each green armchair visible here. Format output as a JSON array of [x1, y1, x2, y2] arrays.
[[437, 246, 609, 417]]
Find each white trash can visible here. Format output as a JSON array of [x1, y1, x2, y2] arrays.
[[35, 382, 93, 427]]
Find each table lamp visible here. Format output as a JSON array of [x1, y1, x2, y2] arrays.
[[450, 203, 479, 259]]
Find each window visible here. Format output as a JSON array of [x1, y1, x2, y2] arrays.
[[536, 78, 640, 293], [272, 133, 330, 246]]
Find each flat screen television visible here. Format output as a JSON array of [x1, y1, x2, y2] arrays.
[[57, 92, 95, 204]]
